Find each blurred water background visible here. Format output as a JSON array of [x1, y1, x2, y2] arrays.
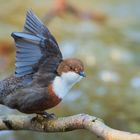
[[0, 0, 140, 140]]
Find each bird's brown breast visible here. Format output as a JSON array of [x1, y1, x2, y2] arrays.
[[45, 84, 62, 109], [4, 83, 62, 114]]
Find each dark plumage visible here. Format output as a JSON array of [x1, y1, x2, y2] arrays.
[[0, 10, 85, 115]]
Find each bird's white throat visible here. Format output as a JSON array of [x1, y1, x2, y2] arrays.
[[53, 71, 82, 99]]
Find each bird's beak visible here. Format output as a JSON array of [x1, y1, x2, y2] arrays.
[[79, 71, 86, 77]]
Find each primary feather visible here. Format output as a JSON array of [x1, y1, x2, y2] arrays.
[[11, 10, 62, 77]]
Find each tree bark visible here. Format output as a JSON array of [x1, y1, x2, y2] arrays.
[[0, 114, 140, 140]]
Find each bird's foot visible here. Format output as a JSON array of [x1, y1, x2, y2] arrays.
[[31, 112, 56, 123], [37, 112, 56, 119]]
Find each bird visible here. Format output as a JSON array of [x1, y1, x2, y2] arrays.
[[0, 10, 85, 116]]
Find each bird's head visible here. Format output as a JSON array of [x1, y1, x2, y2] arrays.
[[57, 58, 85, 85]]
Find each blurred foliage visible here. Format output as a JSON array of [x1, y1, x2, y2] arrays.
[[0, 0, 140, 140]]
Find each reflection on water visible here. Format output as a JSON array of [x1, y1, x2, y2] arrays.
[[110, 47, 134, 63], [0, 0, 140, 140], [131, 77, 140, 88], [60, 40, 77, 58], [99, 70, 120, 83]]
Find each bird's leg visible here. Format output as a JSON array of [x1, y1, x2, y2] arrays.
[[37, 111, 56, 119]]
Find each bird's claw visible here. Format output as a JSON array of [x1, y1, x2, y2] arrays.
[[38, 112, 56, 119]]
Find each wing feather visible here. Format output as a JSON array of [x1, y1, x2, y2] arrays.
[[11, 10, 62, 78]]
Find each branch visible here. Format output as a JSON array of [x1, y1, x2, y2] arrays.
[[0, 114, 140, 140]]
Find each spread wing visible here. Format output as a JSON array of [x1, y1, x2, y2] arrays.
[[11, 10, 62, 77]]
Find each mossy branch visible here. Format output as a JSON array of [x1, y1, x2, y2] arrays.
[[0, 114, 140, 140]]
